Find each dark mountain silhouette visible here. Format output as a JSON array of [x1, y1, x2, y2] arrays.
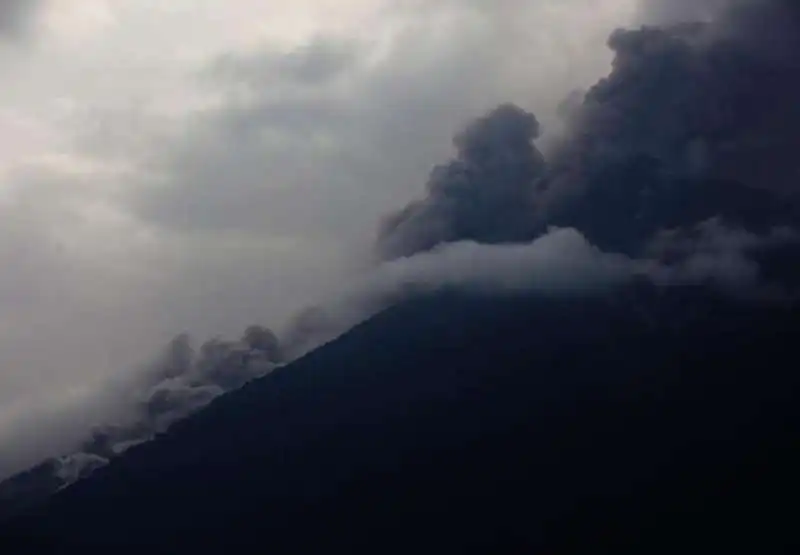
[[1, 282, 799, 553]]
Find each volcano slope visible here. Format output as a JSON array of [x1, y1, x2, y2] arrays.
[[1, 283, 799, 553]]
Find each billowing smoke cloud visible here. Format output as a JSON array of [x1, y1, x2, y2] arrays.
[[544, 0, 800, 239], [376, 103, 546, 260], [380, 0, 800, 264]]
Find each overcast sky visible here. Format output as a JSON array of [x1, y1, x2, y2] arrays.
[[0, 0, 640, 453]]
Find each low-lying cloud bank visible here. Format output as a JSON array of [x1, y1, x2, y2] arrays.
[[283, 220, 800, 358]]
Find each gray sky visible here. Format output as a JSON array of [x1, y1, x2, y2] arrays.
[[0, 0, 638, 464], [0, 0, 43, 39]]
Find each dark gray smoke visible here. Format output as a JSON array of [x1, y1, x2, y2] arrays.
[[379, 0, 800, 266], [95, 324, 281, 450], [376, 103, 546, 260], [543, 1, 800, 259]]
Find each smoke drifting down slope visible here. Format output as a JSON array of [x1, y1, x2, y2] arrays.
[[2, 0, 800, 512], [0, 326, 282, 500]]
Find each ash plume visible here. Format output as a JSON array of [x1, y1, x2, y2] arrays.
[[380, 0, 800, 265], [376, 103, 546, 260]]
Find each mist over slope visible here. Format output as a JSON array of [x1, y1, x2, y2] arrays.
[[0, 325, 282, 517], [2, 0, 799, 527]]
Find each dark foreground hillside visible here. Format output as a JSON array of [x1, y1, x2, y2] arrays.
[[2, 284, 799, 553]]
